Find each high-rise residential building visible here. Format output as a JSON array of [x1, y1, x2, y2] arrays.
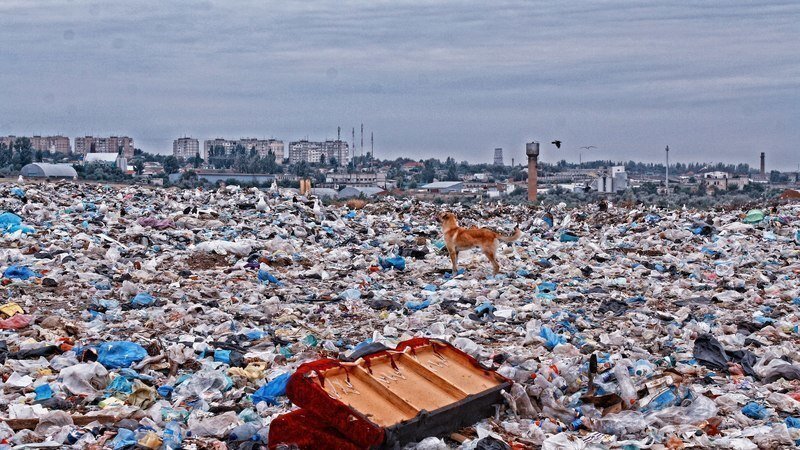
[[493, 148, 504, 166], [1, 135, 71, 154], [288, 139, 349, 166], [237, 138, 285, 160], [75, 136, 134, 158], [173, 137, 200, 160], [203, 138, 284, 162], [288, 140, 322, 164]]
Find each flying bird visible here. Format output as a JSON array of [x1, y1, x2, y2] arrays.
[[551, 140, 561, 149], [580, 146, 597, 150]]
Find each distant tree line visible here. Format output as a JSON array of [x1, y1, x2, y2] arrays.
[[0, 137, 81, 176], [546, 159, 753, 176], [72, 162, 132, 182], [206, 145, 282, 173]]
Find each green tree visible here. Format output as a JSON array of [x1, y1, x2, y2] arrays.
[[262, 151, 279, 173], [12, 138, 33, 169], [181, 170, 197, 183], [291, 161, 310, 177], [133, 160, 145, 175], [0, 143, 11, 167], [163, 156, 180, 174]]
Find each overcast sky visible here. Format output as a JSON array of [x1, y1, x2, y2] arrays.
[[1, 1, 798, 169]]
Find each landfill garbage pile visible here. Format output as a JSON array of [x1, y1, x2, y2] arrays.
[[0, 181, 799, 449]]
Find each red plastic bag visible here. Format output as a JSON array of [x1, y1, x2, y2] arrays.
[[0, 314, 33, 330]]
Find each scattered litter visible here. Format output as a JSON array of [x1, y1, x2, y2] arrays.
[[0, 182, 798, 448]]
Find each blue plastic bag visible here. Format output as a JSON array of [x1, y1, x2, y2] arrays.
[[157, 385, 174, 398], [742, 401, 768, 420], [405, 299, 431, 311], [34, 384, 53, 401], [340, 288, 362, 300], [112, 429, 137, 450], [786, 417, 800, 428], [3, 265, 40, 280], [131, 292, 155, 308], [0, 212, 34, 234], [257, 269, 280, 284], [475, 302, 496, 315], [252, 372, 291, 406], [97, 341, 148, 369], [538, 281, 558, 293], [378, 256, 406, 271], [539, 326, 566, 350], [11, 187, 25, 198], [559, 231, 579, 242], [214, 349, 232, 364], [444, 268, 466, 279], [644, 214, 661, 224], [105, 376, 133, 396]]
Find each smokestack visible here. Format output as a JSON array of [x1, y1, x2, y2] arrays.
[[760, 152, 765, 175], [526, 142, 540, 201]]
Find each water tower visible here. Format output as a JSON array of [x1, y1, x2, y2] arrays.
[[526, 142, 540, 201]]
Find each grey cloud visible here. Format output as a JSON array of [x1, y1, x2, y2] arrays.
[[0, 0, 798, 168]]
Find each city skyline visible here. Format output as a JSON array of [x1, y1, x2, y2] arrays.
[[1, 1, 798, 169]]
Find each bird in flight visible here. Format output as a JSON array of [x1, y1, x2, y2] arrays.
[[580, 146, 597, 150], [551, 140, 561, 149]]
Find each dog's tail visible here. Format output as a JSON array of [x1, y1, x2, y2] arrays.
[[498, 226, 522, 243]]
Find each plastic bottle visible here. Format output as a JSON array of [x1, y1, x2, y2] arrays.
[[162, 421, 184, 449], [632, 359, 655, 378], [644, 387, 678, 412], [229, 423, 258, 441], [539, 388, 576, 424], [613, 362, 638, 407]]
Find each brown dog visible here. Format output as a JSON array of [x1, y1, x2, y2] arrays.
[[437, 212, 521, 274]]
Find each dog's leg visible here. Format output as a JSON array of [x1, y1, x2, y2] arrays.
[[484, 244, 500, 275], [450, 250, 459, 274]]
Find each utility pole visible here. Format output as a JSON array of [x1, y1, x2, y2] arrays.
[[665, 145, 670, 195]]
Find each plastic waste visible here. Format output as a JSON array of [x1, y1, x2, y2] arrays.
[[613, 362, 638, 407], [130, 292, 155, 308], [378, 255, 406, 271], [111, 428, 136, 449], [0, 314, 33, 330], [0, 181, 798, 449], [742, 402, 768, 420], [743, 209, 765, 224], [3, 265, 40, 280], [162, 420, 184, 449], [229, 422, 259, 441], [96, 341, 148, 369], [252, 372, 291, 406]]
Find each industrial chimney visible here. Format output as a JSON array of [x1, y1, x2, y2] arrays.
[[760, 152, 765, 176], [526, 142, 540, 201], [493, 148, 504, 166]]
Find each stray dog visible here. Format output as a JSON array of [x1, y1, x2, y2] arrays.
[[437, 212, 521, 274]]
